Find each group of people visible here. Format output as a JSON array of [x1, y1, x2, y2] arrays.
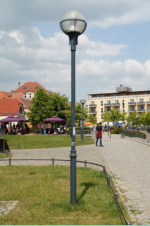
[[39, 126, 66, 135], [5, 123, 30, 135]]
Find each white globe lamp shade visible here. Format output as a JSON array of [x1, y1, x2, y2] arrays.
[[60, 10, 87, 35], [80, 98, 86, 104]]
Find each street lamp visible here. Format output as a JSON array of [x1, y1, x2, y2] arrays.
[[60, 11, 87, 205], [136, 115, 139, 129], [80, 98, 86, 141]]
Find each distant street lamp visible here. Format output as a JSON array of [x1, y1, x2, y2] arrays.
[[80, 98, 86, 141], [136, 115, 139, 128], [60, 11, 87, 205]]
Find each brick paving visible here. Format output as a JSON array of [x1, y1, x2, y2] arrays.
[[0, 134, 150, 224]]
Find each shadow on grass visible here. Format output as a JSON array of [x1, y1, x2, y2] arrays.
[[77, 182, 98, 204]]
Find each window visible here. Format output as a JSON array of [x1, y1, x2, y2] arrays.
[[91, 109, 95, 112], [101, 101, 103, 106], [113, 94, 116, 96], [140, 99, 143, 102], [123, 109, 125, 113], [96, 95, 100, 97], [29, 93, 32, 99], [145, 92, 149, 94], [123, 93, 125, 96], [24, 94, 26, 99], [130, 107, 134, 110], [133, 93, 136, 95], [115, 100, 119, 104], [115, 107, 119, 110], [23, 86, 27, 89], [130, 99, 134, 103], [101, 95, 104, 97], [107, 100, 111, 104], [107, 108, 111, 111], [101, 108, 103, 113], [91, 101, 94, 105], [35, 86, 39, 89], [122, 100, 125, 108], [140, 106, 144, 110]]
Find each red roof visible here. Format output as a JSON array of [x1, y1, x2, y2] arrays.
[[0, 99, 22, 115], [0, 91, 11, 99], [13, 82, 48, 94]]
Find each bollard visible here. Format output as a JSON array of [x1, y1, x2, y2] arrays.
[[110, 132, 111, 139], [18, 144, 20, 149], [84, 160, 87, 167], [107, 132, 109, 137], [52, 158, 54, 165], [9, 158, 11, 166]]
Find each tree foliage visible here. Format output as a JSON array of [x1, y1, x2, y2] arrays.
[[102, 109, 126, 122], [27, 89, 53, 125], [88, 114, 97, 124]]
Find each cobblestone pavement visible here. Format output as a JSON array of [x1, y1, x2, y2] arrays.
[[0, 134, 150, 224], [0, 201, 18, 216]]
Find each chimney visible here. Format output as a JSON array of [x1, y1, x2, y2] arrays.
[[18, 82, 20, 87], [120, 85, 122, 87]]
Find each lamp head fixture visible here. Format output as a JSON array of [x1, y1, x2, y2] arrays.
[[80, 98, 86, 104]]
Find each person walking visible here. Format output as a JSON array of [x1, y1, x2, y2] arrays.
[[96, 122, 103, 147]]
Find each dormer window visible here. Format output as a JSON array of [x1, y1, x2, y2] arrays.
[[35, 86, 39, 89], [23, 86, 27, 89]]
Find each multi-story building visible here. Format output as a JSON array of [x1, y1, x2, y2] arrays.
[[88, 85, 150, 122]]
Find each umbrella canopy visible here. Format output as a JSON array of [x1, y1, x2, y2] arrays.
[[43, 116, 65, 122], [0, 116, 26, 122], [84, 122, 94, 126], [15, 116, 28, 122]]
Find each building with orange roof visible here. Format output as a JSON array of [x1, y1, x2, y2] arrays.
[[0, 99, 25, 120], [0, 91, 11, 99], [12, 82, 48, 100]]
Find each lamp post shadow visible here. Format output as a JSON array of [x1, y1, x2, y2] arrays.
[[77, 182, 98, 204]]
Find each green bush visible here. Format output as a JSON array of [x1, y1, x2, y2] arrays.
[[122, 129, 146, 139], [111, 128, 122, 134], [30, 127, 36, 133], [66, 127, 92, 135]]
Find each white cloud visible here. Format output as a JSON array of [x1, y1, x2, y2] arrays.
[[0, 26, 149, 100], [0, 0, 150, 30]]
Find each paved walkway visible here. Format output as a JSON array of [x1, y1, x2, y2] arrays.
[[0, 134, 150, 224]]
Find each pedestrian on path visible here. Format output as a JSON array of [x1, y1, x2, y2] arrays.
[[96, 122, 103, 147]]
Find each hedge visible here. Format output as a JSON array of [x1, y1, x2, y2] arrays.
[[111, 128, 146, 139], [67, 127, 92, 135]]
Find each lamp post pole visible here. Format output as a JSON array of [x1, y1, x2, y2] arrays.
[[60, 11, 87, 205], [80, 98, 86, 141]]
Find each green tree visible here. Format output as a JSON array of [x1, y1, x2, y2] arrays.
[[126, 112, 138, 125], [110, 109, 123, 121], [139, 113, 146, 125], [49, 92, 70, 119], [75, 102, 88, 125], [88, 114, 97, 124], [27, 89, 53, 125], [145, 112, 150, 125], [102, 111, 111, 122]]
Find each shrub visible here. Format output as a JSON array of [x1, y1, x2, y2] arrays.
[[111, 128, 122, 134], [122, 129, 146, 139], [67, 127, 92, 135]]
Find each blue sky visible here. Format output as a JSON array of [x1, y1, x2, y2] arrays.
[[0, 0, 150, 101]]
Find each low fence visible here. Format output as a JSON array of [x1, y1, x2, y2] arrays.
[[0, 157, 130, 225]]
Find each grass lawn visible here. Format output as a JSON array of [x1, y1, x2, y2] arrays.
[[0, 153, 8, 158], [0, 135, 95, 149], [0, 165, 127, 225]]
